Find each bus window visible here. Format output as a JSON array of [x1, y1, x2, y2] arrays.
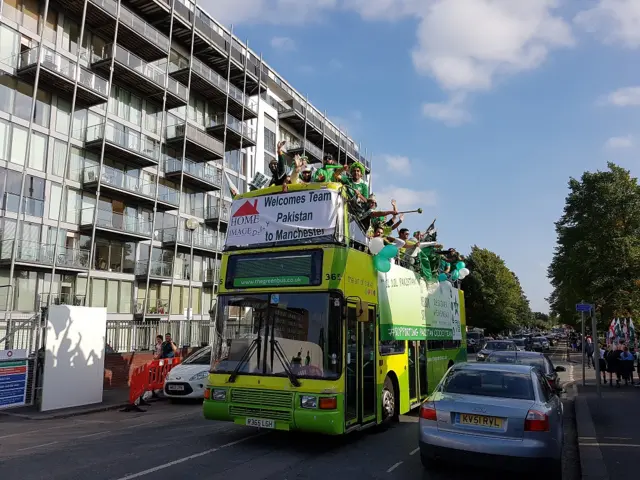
[[379, 339, 406, 356]]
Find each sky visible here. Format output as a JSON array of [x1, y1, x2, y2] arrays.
[[201, 0, 640, 313]]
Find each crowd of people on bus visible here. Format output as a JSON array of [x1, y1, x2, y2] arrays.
[[262, 141, 463, 283]]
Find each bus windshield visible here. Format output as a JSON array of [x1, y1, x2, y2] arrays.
[[211, 292, 342, 380]]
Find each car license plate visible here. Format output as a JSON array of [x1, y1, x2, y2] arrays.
[[246, 417, 275, 429], [459, 414, 503, 428], [168, 385, 184, 391]]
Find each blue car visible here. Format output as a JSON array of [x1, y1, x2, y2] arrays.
[[418, 362, 563, 478]]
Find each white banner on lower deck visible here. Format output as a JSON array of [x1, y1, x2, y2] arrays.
[[225, 189, 339, 247]]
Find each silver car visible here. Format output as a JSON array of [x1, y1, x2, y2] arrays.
[[418, 362, 563, 478]]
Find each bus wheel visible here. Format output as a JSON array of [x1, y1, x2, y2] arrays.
[[381, 376, 397, 422]]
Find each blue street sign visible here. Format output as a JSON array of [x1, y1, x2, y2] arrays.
[[576, 303, 592, 313]]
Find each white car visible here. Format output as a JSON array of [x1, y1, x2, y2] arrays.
[[163, 347, 211, 399]]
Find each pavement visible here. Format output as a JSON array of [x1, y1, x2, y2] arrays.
[[0, 345, 581, 480], [572, 351, 640, 480]]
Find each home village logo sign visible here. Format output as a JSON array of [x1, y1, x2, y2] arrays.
[[229, 199, 265, 239]]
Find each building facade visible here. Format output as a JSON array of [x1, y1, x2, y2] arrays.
[[0, 0, 369, 352]]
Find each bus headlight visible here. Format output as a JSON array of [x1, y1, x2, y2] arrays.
[[212, 389, 227, 401], [300, 395, 317, 409]]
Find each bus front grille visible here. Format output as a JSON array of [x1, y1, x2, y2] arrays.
[[229, 406, 292, 422], [231, 388, 294, 408]]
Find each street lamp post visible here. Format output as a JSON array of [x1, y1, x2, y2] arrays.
[[186, 218, 199, 346]]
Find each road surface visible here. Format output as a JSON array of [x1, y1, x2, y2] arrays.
[[0, 345, 579, 480]]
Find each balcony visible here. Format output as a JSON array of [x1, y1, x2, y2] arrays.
[[17, 47, 109, 108], [202, 270, 220, 288], [134, 298, 169, 318], [82, 165, 179, 212], [169, 57, 258, 120], [54, 246, 91, 272], [165, 123, 224, 161], [206, 114, 256, 151], [160, 227, 220, 256], [39, 293, 87, 307], [3, 193, 44, 217], [92, 45, 187, 109], [134, 260, 173, 281], [78, 207, 153, 241], [0, 239, 54, 269], [286, 138, 324, 165], [163, 157, 221, 192], [197, 202, 230, 230], [54, 0, 169, 61], [83, 121, 161, 168]]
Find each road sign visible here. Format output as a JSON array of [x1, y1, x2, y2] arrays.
[[576, 303, 592, 313], [0, 357, 28, 409]]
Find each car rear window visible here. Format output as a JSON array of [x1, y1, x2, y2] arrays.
[[484, 342, 515, 351], [487, 355, 549, 374], [441, 370, 535, 400]]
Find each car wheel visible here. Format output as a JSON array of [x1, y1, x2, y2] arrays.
[[420, 451, 441, 471], [381, 376, 398, 423]]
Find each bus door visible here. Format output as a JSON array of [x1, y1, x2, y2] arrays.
[[345, 303, 377, 428], [409, 340, 429, 403]]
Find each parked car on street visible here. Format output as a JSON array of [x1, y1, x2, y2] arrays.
[[486, 351, 566, 392], [163, 346, 211, 399], [476, 340, 517, 362], [530, 337, 550, 352], [418, 362, 564, 478]]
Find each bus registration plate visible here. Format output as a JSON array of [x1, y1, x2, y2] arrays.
[[246, 417, 275, 429]]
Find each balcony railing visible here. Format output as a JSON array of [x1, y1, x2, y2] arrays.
[[95, 44, 187, 102], [135, 298, 169, 315], [55, 246, 90, 269], [166, 123, 224, 157], [84, 121, 161, 163], [287, 138, 323, 160], [39, 293, 87, 306], [161, 227, 219, 250], [4, 193, 44, 217], [164, 157, 221, 187], [19, 46, 109, 98], [192, 203, 230, 222], [0, 239, 54, 263], [211, 114, 256, 142], [135, 260, 173, 277], [79, 207, 153, 237], [190, 56, 228, 93], [116, 3, 170, 53]]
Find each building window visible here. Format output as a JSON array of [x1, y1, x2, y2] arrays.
[[264, 127, 276, 155]]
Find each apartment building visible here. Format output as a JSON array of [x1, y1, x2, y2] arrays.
[[0, 0, 369, 352]]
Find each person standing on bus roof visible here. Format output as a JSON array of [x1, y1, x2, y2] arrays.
[[340, 162, 368, 200], [313, 153, 341, 182], [268, 140, 288, 187], [290, 154, 313, 184]]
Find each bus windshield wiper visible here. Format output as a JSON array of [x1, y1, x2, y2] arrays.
[[227, 337, 259, 383], [270, 337, 301, 387]]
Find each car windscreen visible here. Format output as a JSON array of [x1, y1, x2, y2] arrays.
[[441, 369, 535, 400], [183, 347, 212, 365], [512, 339, 525, 346], [487, 355, 550, 374], [484, 342, 514, 351]]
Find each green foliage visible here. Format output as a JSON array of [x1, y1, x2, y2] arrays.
[[461, 246, 533, 334], [548, 163, 640, 325]]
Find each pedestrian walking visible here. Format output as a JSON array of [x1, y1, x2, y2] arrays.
[[599, 343, 607, 384], [620, 346, 634, 386], [585, 337, 595, 369]]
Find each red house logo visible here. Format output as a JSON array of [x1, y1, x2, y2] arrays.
[[233, 200, 259, 217]]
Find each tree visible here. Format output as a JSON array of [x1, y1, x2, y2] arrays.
[[461, 246, 532, 334], [548, 163, 640, 326]]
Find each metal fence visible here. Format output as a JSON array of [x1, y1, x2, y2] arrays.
[[106, 320, 213, 353]]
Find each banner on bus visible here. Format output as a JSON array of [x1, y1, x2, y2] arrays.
[[225, 189, 340, 248], [378, 265, 462, 341]]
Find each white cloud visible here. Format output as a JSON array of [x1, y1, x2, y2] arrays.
[[373, 184, 437, 210], [270, 36, 296, 51], [328, 58, 343, 69], [600, 86, 640, 107], [410, 0, 574, 93], [605, 135, 634, 148], [422, 93, 471, 126], [381, 155, 412, 172], [575, 0, 640, 48]]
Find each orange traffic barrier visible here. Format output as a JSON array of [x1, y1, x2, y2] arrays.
[[122, 358, 182, 412]]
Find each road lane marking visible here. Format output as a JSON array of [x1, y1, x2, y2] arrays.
[[112, 432, 269, 480], [386, 462, 403, 473], [409, 448, 419, 456], [0, 424, 74, 439], [17, 441, 58, 451], [123, 421, 155, 429], [77, 431, 111, 439]]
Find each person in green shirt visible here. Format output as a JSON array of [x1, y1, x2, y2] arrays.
[[340, 161, 369, 201], [313, 153, 342, 182]]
